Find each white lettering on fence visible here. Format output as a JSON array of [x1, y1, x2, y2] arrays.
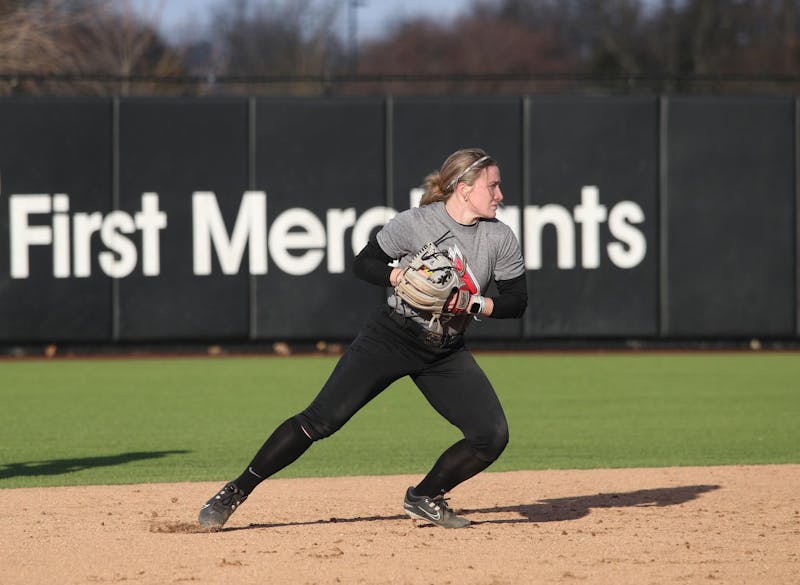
[[6, 186, 645, 279], [10, 193, 166, 278]]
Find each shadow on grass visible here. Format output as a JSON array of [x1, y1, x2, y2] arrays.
[[0, 450, 190, 480], [219, 483, 720, 532]]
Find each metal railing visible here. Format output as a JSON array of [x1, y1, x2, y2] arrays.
[[2, 71, 800, 97]]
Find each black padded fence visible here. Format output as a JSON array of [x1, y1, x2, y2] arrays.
[[0, 95, 797, 346]]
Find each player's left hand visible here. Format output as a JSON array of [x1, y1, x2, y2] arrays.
[[445, 284, 473, 314]]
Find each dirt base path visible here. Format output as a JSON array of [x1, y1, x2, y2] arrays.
[[2, 465, 799, 584]]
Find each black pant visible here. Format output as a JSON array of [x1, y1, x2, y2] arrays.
[[296, 308, 509, 465]]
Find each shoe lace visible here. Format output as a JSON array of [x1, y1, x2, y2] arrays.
[[430, 495, 454, 514], [219, 485, 244, 507]]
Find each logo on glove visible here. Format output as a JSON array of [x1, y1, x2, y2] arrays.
[[393, 238, 479, 317]]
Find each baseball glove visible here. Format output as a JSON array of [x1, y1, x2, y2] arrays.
[[394, 242, 459, 313]]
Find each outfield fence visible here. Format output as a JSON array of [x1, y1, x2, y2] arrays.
[[0, 95, 797, 347]]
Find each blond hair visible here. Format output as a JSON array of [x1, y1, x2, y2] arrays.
[[419, 148, 496, 206]]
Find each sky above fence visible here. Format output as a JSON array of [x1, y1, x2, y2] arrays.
[[131, 0, 473, 42]]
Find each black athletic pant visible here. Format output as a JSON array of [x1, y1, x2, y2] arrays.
[[236, 307, 508, 498]]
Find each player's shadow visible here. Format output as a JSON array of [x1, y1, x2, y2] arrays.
[[0, 450, 189, 480], [223, 484, 720, 532], [463, 483, 721, 525]]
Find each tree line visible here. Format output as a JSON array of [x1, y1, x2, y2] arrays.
[[2, 0, 800, 96]]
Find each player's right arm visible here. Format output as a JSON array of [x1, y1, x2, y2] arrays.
[[353, 236, 402, 287]]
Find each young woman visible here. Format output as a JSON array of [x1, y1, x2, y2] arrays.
[[199, 148, 527, 530]]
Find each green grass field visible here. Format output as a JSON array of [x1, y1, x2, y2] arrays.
[[1, 352, 798, 489]]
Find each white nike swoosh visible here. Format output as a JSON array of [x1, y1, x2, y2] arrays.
[[417, 506, 441, 521]]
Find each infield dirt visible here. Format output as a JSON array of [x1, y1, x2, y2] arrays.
[[2, 465, 799, 584]]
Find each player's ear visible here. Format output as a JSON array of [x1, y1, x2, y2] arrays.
[[455, 181, 471, 202]]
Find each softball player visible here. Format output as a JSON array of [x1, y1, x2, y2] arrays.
[[199, 148, 527, 530]]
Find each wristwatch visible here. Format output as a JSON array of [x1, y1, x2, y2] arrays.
[[468, 296, 485, 315]]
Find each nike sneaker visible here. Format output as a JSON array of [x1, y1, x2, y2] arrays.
[[403, 486, 470, 529], [198, 482, 248, 530]]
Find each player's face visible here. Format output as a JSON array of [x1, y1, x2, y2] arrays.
[[468, 165, 503, 219]]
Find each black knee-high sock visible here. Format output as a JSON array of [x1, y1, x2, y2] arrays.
[[233, 417, 313, 495], [413, 439, 493, 497]]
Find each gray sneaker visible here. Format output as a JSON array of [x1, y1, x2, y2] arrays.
[[198, 482, 248, 530], [403, 487, 470, 529]]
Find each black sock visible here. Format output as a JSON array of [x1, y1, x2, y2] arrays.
[[414, 439, 493, 497], [233, 417, 313, 495]]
